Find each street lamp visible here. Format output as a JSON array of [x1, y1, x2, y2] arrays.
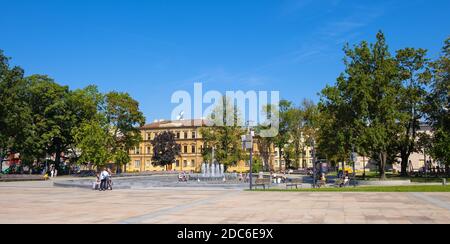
[[351, 145, 357, 187], [242, 124, 255, 190], [311, 139, 316, 188]]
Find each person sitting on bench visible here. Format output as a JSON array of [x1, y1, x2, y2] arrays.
[[340, 173, 350, 187]]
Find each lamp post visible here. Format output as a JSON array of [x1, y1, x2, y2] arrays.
[[311, 139, 316, 188], [242, 123, 254, 190], [351, 145, 356, 187]]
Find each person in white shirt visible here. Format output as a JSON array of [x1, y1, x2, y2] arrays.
[[100, 168, 109, 191]]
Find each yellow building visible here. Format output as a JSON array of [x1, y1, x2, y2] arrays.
[[128, 119, 205, 172], [127, 119, 287, 173]]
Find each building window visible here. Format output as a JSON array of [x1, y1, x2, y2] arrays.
[[184, 145, 188, 153], [135, 160, 141, 169], [146, 160, 151, 168], [192, 131, 196, 139], [147, 133, 150, 141], [184, 160, 188, 167], [176, 160, 180, 167], [191, 160, 195, 167], [183, 131, 188, 139], [147, 147, 151, 154], [192, 146, 196, 154], [176, 132, 180, 139], [135, 147, 141, 155]]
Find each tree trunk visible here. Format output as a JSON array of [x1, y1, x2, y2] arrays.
[[55, 149, 61, 172], [379, 152, 387, 180], [363, 156, 366, 178], [400, 150, 410, 177]]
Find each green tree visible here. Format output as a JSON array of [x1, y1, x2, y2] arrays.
[[272, 100, 292, 169], [255, 103, 281, 171], [395, 48, 431, 176], [200, 97, 246, 167], [426, 38, 450, 171], [73, 120, 112, 168], [105, 92, 145, 173], [285, 106, 305, 169], [151, 131, 181, 170], [320, 32, 401, 179], [25, 75, 74, 169], [0, 50, 31, 172], [68, 85, 107, 168]]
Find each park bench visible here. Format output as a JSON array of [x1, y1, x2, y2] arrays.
[[254, 178, 271, 190], [286, 178, 303, 189], [333, 178, 350, 188], [317, 179, 327, 188]]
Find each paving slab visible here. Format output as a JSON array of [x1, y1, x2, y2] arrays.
[[1, 181, 450, 224]]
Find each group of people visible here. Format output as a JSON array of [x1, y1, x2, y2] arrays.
[[178, 171, 188, 182], [238, 173, 251, 183], [93, 168, 113, 191], [271, 172, 288, 184], [337, 170, 350, 187]]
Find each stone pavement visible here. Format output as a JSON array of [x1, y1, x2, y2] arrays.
[[1, 180, 450, 224]]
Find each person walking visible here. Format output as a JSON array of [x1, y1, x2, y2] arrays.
[[50, 165, 54, 178]]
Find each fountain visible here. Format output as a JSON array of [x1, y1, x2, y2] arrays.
[[190, 147, 238, 183]]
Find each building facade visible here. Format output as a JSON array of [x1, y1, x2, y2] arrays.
[[127, 119, 288, 173], [127, 120, 434, 174]]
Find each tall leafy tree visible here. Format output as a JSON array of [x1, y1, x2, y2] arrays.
[[395, 48, 431, 176], [73, 120, 112, 168], [151, 131, 181, 170], [200, 97, 246, 168], [320, 32, 401, 179], [0, 50, 31, 172], [285, 106, 305, 168], [71, 86, 111, 168], [426, 38, 450, 171], [105, 92, 145, 173], [272, 100, 292, 169], [25, 75, 73, 169]]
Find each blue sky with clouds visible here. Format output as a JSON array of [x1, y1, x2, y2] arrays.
[[1, 0, 449, 123]]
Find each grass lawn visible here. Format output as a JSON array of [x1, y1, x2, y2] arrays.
[[250, 185, 450, 192]]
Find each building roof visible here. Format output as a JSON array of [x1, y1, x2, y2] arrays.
[[141, 119, 207, 130]]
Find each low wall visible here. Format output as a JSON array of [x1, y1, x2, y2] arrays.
[[0, 175, 47, 182], [356, 180, 412, 186]]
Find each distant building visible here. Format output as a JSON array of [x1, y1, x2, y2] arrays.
[[127, 119, 274, 173], [357, 123, 435, 173]]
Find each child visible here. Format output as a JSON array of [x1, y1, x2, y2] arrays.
[[93, 173, 100, 190]]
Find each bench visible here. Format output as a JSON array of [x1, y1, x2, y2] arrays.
[[316, 180, 327, 188], [286, 179, 303, 189], [334, 178, 350, 188], [254, 178, 271, 190]]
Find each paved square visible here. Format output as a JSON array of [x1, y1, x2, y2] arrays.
[[1, 180, 450, 224]]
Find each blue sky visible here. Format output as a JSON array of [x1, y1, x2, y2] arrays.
[[1, 0, 449, 123]]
